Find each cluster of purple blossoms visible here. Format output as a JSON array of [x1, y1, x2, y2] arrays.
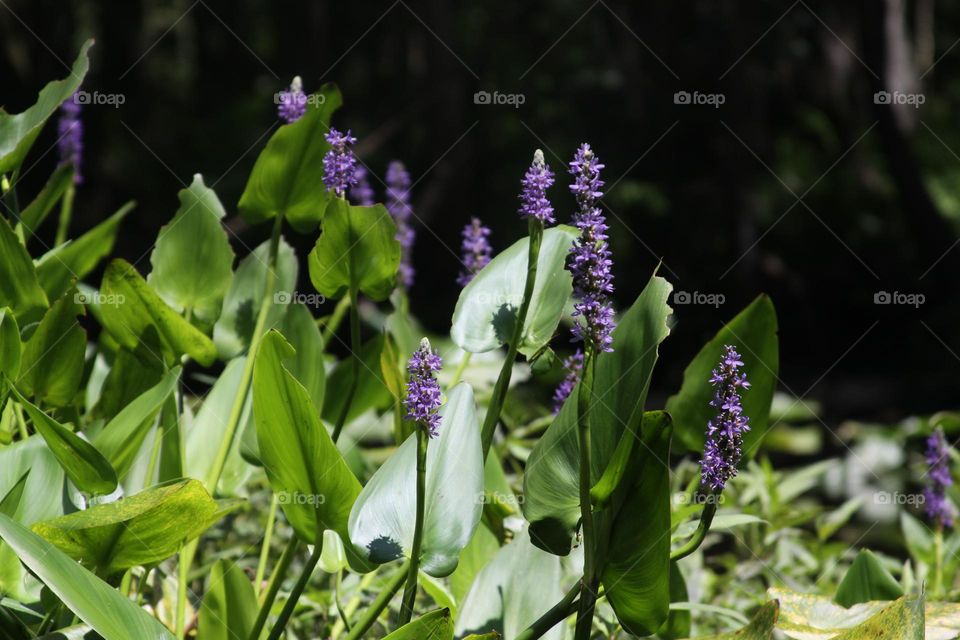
[[519, 149, 555, 224], [350, 165, 375, 206], [405, 338, 443, 436], [457, 217, 492, 287], [57, 91, 83, 184], [322, 128, 359, 198], [700, 345, 751, 492], [551, 349, 584, 414], [386, 161, 416, 288], [924, 427, 954, 528], [277, 76, 307, 124], [567, 143, 615, 353]]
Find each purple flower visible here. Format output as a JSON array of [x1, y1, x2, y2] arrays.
[[700, 345, 751, 492], [519, 149, 555, 224], [405, 338, 443, 436], [551, 349, 584, 414], [567, 143, 615, 353], [277, 76, 307, 124], [386, 160, 416, 288], [925, 427, 954, 528], [57, 91, 83, 184], [350, 165, 375, 206], [322, 128, 359, 198], [457, 217, 492, 287]]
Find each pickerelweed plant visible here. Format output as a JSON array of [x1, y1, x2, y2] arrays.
[[0, 41, 885, 640]]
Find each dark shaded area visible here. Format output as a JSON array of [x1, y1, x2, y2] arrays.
[[3, 0, 960, 426]]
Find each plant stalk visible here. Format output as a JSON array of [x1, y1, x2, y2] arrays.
[[320, 295, 352, 350], [255, 495, 281, 595], [934, 523, 945, 597], [331, 286, 361, 444], [343, 562, 409, 640], [448, 352, 472, 388], [573, 355, 598, 640], [247, 537, 302, 640], [55, 182, 75, 246], [265, 541, 323, 640], [670, 495, 719, 561], [515, 583, 580, 640], [398, 426, 428, 625]]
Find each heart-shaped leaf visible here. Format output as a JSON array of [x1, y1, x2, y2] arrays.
[[348, 383, 483, 577], [833, 549, 903, 608], [451, 226, 577, 356], [148, 175, 235, 323], [197, 558, 257, 640], [0, 215, 48, 323], [18, 289, 86, 407], [278, 303, 326, 414], [238, 84, 343, 233], [308, 199, 401, 302]]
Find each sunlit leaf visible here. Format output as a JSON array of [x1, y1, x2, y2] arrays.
[[18, 289, 86, 407]]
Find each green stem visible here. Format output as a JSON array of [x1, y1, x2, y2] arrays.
[[480, 218, 543, 456], [332, 287, 361, 444], [248, 537, 302, 640], [265, 541, 323, 640], [13, 402, 28, 441], [320, 295, 352, 350], [934, 524, 944, 597], [335, 569, 351, 632], [398, 427, 428, 626], [344, 562, 409, 640], [55, 183, 75, 246], [670, 496, 719, 561], [516, 583, 581, 640], [255, 495, 280, 595], [448, 352, 472, 388], [574, 355, 598, 640]]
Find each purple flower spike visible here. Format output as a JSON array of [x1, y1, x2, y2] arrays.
[[322, 128, 359, 198], [567, 143, 615, 353], [405, 337, 443, 436], [57, 91, 83, 184], [519, 149, 555, 224], [277, 76, 307, 124], [457, 217, 492, 287], [350, 165, 375, 206], [925, 427, 954, 528], [700, 345, 751, 492], [551, 349, 584, 415], [386, 160, 416, 287]]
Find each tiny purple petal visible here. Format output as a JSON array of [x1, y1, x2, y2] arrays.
[[277, 76, 307, 124], [700, 345, 751, 492], [519, 149, 555, 224], [350, 165, 375, 206], [404, 338, 443, 436], [387, 160, 416, 287], [57, 91, 83, 184], [457, 217, 493, 287], [551, 349, 584, 414], [322, 127, 359, 198], [925, 427, 954, 528]]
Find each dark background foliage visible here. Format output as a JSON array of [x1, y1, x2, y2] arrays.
[[2, 0, 959, 428]]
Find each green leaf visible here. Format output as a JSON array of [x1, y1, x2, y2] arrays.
[[197, 559, 257, 640], [657, 562, 690, 639], [454, 529, 565, 640], [18, 289, 86, 406], [252, 330, 366, 568], [33, 479, 225, 576], [17, 163, 74, 240], [383, 608, 454, 640], [451, 226, 577, 356], [448, 520, 499, 604], [666, 295, 779, 456], [899, 512, 934, 565], [697, 600, 779, 639], [278, 303, 326, 414], [0, 41, 92, 174], [238, 84, 342, 233], [308, 199, 401, 302], [213, 238, 297, 359], [0, 435, 64, 525], [0, 307, 21, 379], [816, 497, 863, 542], [0, 215, 48, 323], [348, 383, 483, 577], [0, 472, 28, 519], [321, 333, 391, 427], [35, 201, 134, 302], [11, 388, 117, 496], [834, 549, 903, 608], [0, 513, 175, 639], [148, 175, 235, 323], [99, 259, 217, 367]]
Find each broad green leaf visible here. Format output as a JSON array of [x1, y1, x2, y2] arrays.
[[0, 307, 21, 379], [348, 383, 483, 577], [18, 289, 86, 406], [253, 330, 366, 568], [33, 479, 225, 576], [0, 41, 92, 174], [148, 175, 234, 323], [17, 163, 74, 240], [279, 303, 326, 413], [308, 199, 401, 301], [899, 512, 933, 565], [197, 559, 257, 640], [454, 529, 565, 640], [91, 346, 163, 422], [0, 472, 28, 518], [35, 201, 134, 302], [322, 333, 391, 426], [448, 520, 499, 604], [12, 388, 117, 495], [666, 295, 779, 455], [833, 549, 903, 608], [0, 215, 48, 323], [451, 226, 577, 356], [697, 600, 779, 639], [238, 84, 342, 232], [92, 367, 180, 479], [0, 513, 175, 639], [658, 562, 691, 639], [213, 238, 297, 359], [99, 259, 217, 366], [383, 608, 453, 640]]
